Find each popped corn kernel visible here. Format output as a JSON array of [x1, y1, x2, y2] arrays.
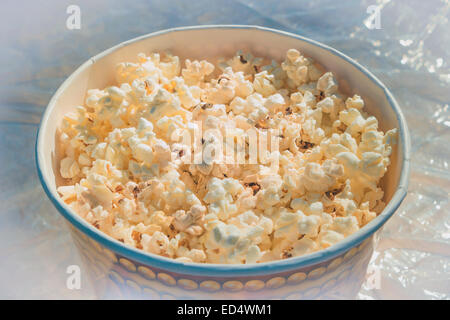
[[60, 157, 80, 178]]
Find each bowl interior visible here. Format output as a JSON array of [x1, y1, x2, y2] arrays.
[[37, 26, 409, 273]]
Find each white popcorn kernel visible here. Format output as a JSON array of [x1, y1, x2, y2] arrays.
[[302, 160, 343, 193], [319, 230, 345, 248], [202, 69, 237, 104], [292, 238, 318, 256], [60, 157, 80, 178], [186, 249, 207, 263], [137, 117, 154, 133], [286, 49, 301, 61], [361, 152, 385, 178], [317, 72, 337, 95], [147, 88, 183, 121], [274, 210, 298, 230], [345, 94, 364, 110], [182, 59, 214, 85], [290, 92, 303, 103], [91, 142, 107, 160], [253, 71, 277, 97], [264, 93, 285, 113], [330, 216, 359, 236], [336, 151, 360, 172], [133, 143, 154, 164], [281, 49, 311, 87], [159, 54, 180, 80], [297, 212, 321, 237], [173, 205, 206, 235], [142, 231, 170, 255], [309, 202, 324, 216], [291, 198, 308, 211], [78, 153, 92, 166], [57, 185, 76, 202], [308, 64, 322, 81], [246, 245, 261, 264], [317, 96, 334, 113], [219, 50, 263, 75], [153, 140, 171, 162]]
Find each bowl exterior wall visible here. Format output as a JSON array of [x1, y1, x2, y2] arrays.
[[69, 223, 374, 299]]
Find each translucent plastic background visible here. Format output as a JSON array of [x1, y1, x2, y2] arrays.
[[0, 0, 448, 299]]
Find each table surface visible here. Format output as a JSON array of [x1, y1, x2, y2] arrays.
[[0, 0, 448, 299]]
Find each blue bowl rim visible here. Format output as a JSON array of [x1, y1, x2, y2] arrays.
[[36, 25, 411, 277]]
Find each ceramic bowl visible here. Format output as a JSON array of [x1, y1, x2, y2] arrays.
[[36, 25, 410, 299]]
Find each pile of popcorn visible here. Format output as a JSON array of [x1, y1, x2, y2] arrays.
[[57, 49, 397, 264]]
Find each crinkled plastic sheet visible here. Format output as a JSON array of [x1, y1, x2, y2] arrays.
[[0, 0, 448, 299]]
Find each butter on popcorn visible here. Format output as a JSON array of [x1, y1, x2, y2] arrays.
[[56, 49, 397, 264]]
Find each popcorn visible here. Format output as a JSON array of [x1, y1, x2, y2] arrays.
[[203, 178, 239, 220], [292, 238, 318, 256], [317, 97, 335, 113], [329, 216, 360, 236], [173, 77, 200, 109], [145, 88, 184, 121], [281, 49, 314, 88], [172, 205, 206, 236], [219, 50, 263, 74], [261, 60, 286, 89], [301, 160, 344, 193], [57, 185, 76, 202], [142, 231, 170, 255], [253, 71, 277, 97], [60, 157, 80, 178], [57, 49, 397, 264], [264, 93, 285, 113], [182, 59, 214, 86], [158, 54, 180, 80], [317, 72, 338, 96], [297, 211, 321, 237], [346, 94, 364, 110], [319, 230, 345, 248]]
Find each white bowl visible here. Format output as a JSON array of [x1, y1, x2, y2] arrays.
[[36, 25, 410, 299]]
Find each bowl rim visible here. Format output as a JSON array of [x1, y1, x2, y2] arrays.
[[36, 24, 411, 277]]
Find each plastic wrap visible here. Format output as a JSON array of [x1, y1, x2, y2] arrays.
[[0, 0, 448, 299]]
